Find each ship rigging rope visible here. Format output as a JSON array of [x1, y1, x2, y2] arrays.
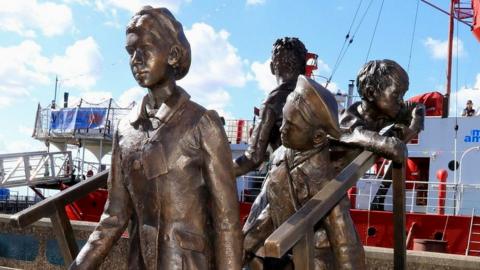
[[364, 0, 386, 63], [328, 0, 364, 84], [326, 0, 374, 87], [407, 0, 421, 72]]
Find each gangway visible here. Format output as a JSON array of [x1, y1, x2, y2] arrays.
[[0, 151, 73, 188]]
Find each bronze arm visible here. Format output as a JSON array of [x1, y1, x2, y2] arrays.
[[201, 111, 243, 270], [69, 131, 133, 270], [233, 104, 276, 176], [340, 126, 408, 164]]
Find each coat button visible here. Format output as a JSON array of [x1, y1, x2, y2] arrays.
[[133, 160, 141, 170]]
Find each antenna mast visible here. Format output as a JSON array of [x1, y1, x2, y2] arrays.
[[444, 0, 456, 118]]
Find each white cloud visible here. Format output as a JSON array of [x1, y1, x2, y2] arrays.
[[0, 41, 50, 108], [424, 37, 465, 60], [0, 131, 45, 154], [250, 59, 276, 95], [0, 1, 73, 37], [246, 0, 266, 6], [0, 38, 102, 108], [450, 74, 480, 116], [312, 58, 331, 74], [117, 86, 145, 107], [94, 0, 188, 13], [52, 37, 103, 90], [178, 23, 248, 114], [18, 125, 34, 137]]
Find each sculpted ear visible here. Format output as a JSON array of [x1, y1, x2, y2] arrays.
[[313, 129, 327, 145], [365, 86, 376, 102], [270, 61, 275, 75], [168, 45, 181, 67]]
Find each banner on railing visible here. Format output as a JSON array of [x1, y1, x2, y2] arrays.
[[50, 108, 107, 133]]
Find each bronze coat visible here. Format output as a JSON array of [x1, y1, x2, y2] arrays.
[[70, 89, 242, 270]]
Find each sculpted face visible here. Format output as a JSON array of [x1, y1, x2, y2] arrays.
[[126, 26, 171, 88], [280, 103, 315, 151], [374, 79, 406, 119]]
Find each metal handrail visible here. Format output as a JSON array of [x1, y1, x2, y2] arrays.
[[466, 208, 476, 255], [9, 169, 109, 265], [10, 169, 108, 228]]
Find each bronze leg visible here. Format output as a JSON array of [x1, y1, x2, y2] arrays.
[[323, 197, 366, 270], [313, 227, 333, 270]]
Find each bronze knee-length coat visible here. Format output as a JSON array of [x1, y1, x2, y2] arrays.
[[70, 89, 242, 270]]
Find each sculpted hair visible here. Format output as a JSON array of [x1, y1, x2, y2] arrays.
[[356, 59, 409, 100], [271, 37, 307, 76], [127, 6, 191, 80]]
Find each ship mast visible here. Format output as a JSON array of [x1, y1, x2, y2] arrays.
[[444, 0, 456, 118]]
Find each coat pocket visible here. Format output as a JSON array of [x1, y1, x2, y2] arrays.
[[142, 142, 168, 180], [174, 229, 205, 253]]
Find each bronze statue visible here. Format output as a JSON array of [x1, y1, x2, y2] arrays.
[[69, 7, 242, 270], [244, 76, 366, 270], [233, 37, 307, 177], [237, 37, 306, 268], [339, 59, 424, 161], [338, 59, 425, 210]]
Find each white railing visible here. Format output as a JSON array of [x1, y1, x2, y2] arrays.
[[235, 174, 480, 217], [33, 106, 131, 140], [236, 174, 265, 203], [224, 119, 254, 145], [355, 178, 480, 216], [0, 151, 73, 188]]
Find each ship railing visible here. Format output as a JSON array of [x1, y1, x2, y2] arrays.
[[0, 151, 73, 188], [0, 192, 42, 214], [354, 178, 480, 216], [33, 104, 131, 140], [224, 119, 254, 145], [70, 157, 110, 181], [236, 174, 265, 203]]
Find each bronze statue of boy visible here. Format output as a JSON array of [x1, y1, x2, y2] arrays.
[[69, 7, 242, 270], [244, 76, 365, 270], [233, 37, 307, 177], [338, 59, 425, 210], [340, 59, 424, 162]]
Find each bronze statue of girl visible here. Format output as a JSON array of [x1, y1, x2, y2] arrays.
[[70, 6, 242, 270]]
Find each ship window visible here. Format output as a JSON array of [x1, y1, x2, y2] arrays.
[[448, 160, 459, 171], [367, 226, 377, 237]]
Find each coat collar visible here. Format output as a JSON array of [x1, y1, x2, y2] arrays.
[[129, 87, 190, 127]]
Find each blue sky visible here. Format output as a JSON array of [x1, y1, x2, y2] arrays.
[[0, 0, 479, 154]]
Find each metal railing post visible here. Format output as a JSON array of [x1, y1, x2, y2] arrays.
[[410, 182, 416, 213], [466, 208, 475, 255], [392, 161, 406, 270], [23, 156, 31, 184], [292, 229, 315, 270]]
